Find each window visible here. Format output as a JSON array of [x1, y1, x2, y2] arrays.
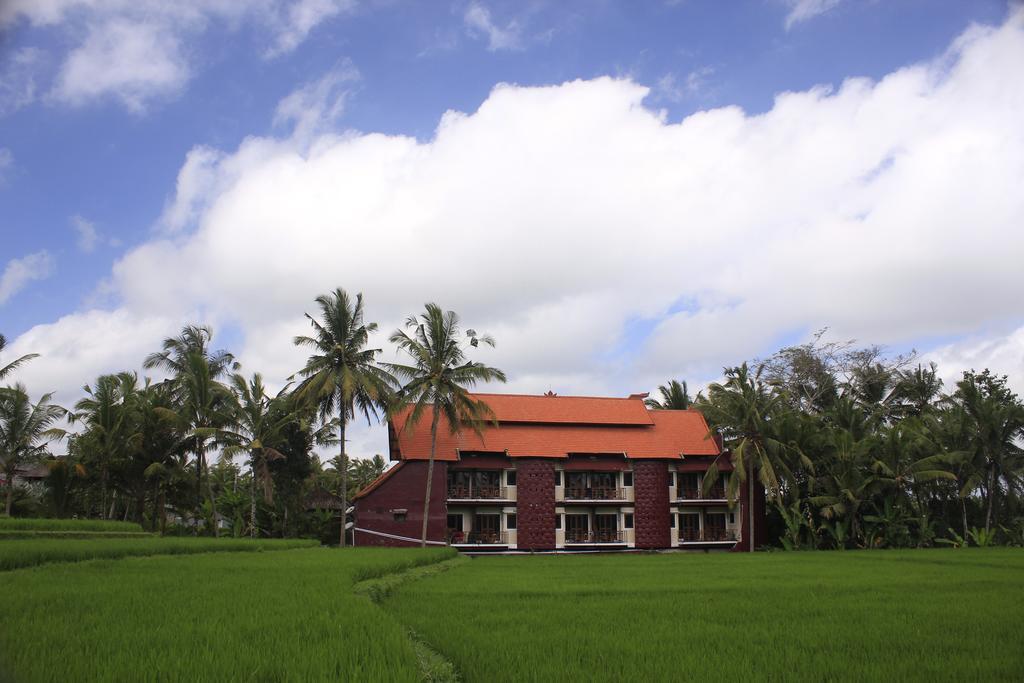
[[554, 470, 562, 486], [728, 512, 736, 525], [624, 513, 634, 529], [506, 470, 517, 486], [555, 514, 562, 530], [670, 514, 675, 528], [623, 471, 633, 487], [393, 511, 407, 522], [668, 472, 675, 487], [680, 514, 700, 540], [506, 513, 517, 530], [566, 513, 589, 542], [446, 514, 463, 531]]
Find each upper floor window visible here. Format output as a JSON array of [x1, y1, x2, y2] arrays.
[[506, 469, 517, 486]]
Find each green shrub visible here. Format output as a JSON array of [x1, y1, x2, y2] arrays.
[[0, 517, 145, 533]]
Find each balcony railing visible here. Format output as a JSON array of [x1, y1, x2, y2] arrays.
[[563, 486, 626, 501], [450, 530, 508, 545], [678, 529, 737, 542], [564, 529, 625, 544], [447, 484, 508, 500], [676, 486, 726, 500]]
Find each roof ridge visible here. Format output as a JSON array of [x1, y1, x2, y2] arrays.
[[469, 392, 646, 401]]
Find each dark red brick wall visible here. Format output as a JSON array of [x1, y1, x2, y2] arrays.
[[353, 461, 448, 547], [633, 460, 671, 549], [516, 459, 556, 550]]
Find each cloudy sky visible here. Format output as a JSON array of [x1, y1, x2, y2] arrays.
[[1, 0, 1022, 459]]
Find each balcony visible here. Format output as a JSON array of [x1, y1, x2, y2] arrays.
[[451, 530, 509, 545], [676, 486, 727, 501], [678, 529, 737, 543], [564, 529, 626, 544], [447, 484, 509, 501], [563, 486, 626, 501]]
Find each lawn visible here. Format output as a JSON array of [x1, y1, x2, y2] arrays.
[[0, 545, 455, 682], [383, 549, 1024, 682]]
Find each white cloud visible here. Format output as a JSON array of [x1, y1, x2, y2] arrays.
[[925, 326, 1024, 398], [784, 0, 842, 30], [52, 18, 189, 111], [71, 215, 99, 252], [267, 0, 356, 58], [7, 10, 1024, 457], [0, 251, 54, 305], [0, 47, 43, 114], [655, 66, 714, 103], [273, 61, 360, 141], [464, 2, 523, 51], [2, 1, 353, 112]]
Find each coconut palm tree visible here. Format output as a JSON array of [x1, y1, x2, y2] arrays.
[[0, 334, 38, 381], [948, 370, 1024, 534], [206, 373, 295, 538], [0, 384, 66, 516], [645, 379, 691, 410], [144, 325, 237, 536], [293, 289, 396, 546], [71, 372, 140, 518], [700, 363, 792, 552], [385, 303, 506, 547]]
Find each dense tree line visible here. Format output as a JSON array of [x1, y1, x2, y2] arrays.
[[683, 332, 1024, 549], [4, 312, 1021, 549], [0, 293, 504, 545]]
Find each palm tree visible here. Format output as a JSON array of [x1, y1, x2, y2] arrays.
[[385, 303, 506, 547], [349, 454, 388, 499], [948, 370, 1024, 534], [700, 363, 792, 552], [293, 289, 396, 546], [0, 384, 66, 516], [0, 334, 38, 381], [208, 373, 295, 538], [71, 372, 140, 518], [645, 379, 691, 410], [144, 325, 237, 536]]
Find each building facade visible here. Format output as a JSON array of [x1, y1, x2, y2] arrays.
[[353, 393, 765, 552]]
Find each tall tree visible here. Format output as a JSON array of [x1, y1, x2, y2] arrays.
[[948, 370, 1024, 534], [144, 325, 237, 536], [700, 363, 793, 552], [293, 289, 395, 546], [209, 373, 294, 538], [645, 379, 691, 410], [0, 385, 66, 516], [71, 372, 140, 518], [386, 303, 506, 547], [0, 334, 38, 381]]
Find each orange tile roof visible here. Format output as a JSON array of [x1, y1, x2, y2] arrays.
[[390, 394, 719, 461], [457, 393, 654, 425]]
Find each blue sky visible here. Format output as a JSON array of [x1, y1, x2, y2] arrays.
[[2, 0, 1023, 456]]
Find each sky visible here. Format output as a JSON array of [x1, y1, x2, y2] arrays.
[[1, 0, 1023, 460]]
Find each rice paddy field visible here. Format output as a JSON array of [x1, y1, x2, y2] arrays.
[[384, 549, 1024, 682], [1, 534, 1022, 682]]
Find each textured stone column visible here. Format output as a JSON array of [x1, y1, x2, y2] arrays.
[[633, 460, 671, 549], [515, 459, 556, 550]]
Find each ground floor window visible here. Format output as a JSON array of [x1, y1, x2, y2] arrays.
[[566, 513, 588, 542], [473, 514, 501, 543], [555, 514, 562, 530], [624, 513, 634, 529], [505, 513, 517, 530], [594, 513, 618, 542], [705, 512, 727, 541], [446, 514, 463, 531], [679, 513, 700, 540]]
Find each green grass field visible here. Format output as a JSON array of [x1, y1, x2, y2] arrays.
[[0, 545, 455, 682], [0, 536, 319, 570], [384, 550, 1024, 681], [0, 517, 145, 532], [1, 541, 1022, 682]]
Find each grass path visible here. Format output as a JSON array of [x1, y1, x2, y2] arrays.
[[383, 549, 1024, 682]]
